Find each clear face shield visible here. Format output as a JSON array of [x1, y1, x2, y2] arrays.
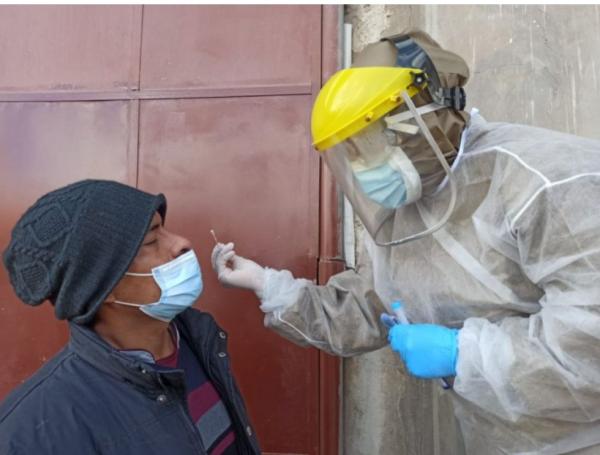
[[323, 91, 458, 247]]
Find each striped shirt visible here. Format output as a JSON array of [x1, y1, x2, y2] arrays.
[[121, 327, 238, 454]]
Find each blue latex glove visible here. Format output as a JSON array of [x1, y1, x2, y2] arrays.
[[387, 323, 459, 379]]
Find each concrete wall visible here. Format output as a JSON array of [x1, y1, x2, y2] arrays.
[[342, 5, 600, 455]]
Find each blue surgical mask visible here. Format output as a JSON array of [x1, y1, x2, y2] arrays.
[[354, 162, 409, 209], [352, 146, 423, 209], [114, 250, 203, 322]]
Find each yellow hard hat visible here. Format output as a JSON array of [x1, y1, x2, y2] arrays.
[[311, 67, 426, 152]]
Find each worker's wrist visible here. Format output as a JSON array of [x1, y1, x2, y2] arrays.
[[259, 268, 310, 313], [253, 267, 266, 299]]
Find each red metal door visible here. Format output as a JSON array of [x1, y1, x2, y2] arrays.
[[0, 6, 340, 454]]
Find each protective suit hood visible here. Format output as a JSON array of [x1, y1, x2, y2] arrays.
[[353, 29, 470, 195]]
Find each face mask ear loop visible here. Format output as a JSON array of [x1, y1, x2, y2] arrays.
[[113, 271, 157, 306], [113, 300, 146, 308], [373, 92, 458, 247]]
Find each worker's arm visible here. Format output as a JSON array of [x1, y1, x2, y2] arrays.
[[212, 242, 388, 357]]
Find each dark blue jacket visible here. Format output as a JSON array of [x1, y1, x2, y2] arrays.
[[0, 309, 261, 454]]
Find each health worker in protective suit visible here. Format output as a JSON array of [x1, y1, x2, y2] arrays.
[[211, 29, 600, 454]]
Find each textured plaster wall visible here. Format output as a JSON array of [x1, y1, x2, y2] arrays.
[[342, 5, 600, 455], [346, 4, 600, 137]]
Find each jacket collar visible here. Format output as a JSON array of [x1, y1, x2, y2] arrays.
[[119, 324, 181, 364], [67, 308, 218, 392]]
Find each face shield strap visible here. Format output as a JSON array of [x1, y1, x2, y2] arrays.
[[385, 102, 445, 128], [372, 91, 458, 247]]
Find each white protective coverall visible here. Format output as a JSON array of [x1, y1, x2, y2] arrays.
[[260, 110, 600, 455]]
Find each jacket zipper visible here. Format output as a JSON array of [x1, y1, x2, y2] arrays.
[[158, 374, 207, 454], [177, 317, 256, 454], [208, 364, 254, 454], [177, 401, 207, 454], [199, 333, 254, 454]]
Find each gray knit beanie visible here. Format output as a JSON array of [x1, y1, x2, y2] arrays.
[[2, 180, 166, 324]]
